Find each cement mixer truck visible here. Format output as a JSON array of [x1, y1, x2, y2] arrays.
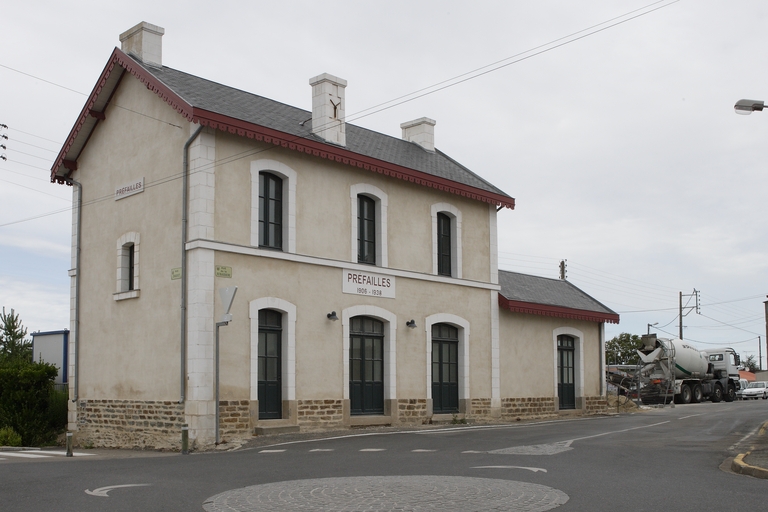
[[637, 334, 741, 405]]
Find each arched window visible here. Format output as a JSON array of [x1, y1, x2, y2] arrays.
[[431, 203, 462, 278], [350, 184, 388, 267], [431, 323, 459, 413], [250, 160, 297, 253], [259, 172, 283, 249], [115, 232, 140, 300], [258, 309, 282, 419], [349, 316, 384, 415]]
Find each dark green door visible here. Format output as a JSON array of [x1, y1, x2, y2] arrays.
[[258, 309, 282, 419], [557, 335, 575, 410], [432, 323, 459, 413], [350, 316, 384, 415]]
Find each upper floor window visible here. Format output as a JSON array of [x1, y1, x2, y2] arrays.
[[115, 231, 140, 300], [250, 160, 297, 253], [437, 213, 451, 276], [431, 203, 462, 278], [259, 172, 283, 250], [358, 195, 376, 265], [350, 184, 388, 267]]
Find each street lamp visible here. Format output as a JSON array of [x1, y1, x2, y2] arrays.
[[647, 322, 658, 335], [734, 99, 765, 115]]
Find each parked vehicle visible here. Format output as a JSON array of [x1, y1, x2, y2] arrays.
[[637, 335, 741, 405], [742, 381, 768, 400], [736, 378, 750, 400]]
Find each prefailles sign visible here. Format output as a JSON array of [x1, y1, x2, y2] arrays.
[[343, 269, 395, 299], [115, 178, 144, 200]]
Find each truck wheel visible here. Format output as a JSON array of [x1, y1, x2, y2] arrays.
[[724, 384, 736, 402], [678, 384, 692, 404], [691, 384, 703, 403], [711, 384, 723, 403]]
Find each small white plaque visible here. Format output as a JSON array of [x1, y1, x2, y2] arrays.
[[115, 178, 144, 200], [343, 269, 395, 299]]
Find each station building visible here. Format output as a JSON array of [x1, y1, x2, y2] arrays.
[[50, 22, 618, 449]]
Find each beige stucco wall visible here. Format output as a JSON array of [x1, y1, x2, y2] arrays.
[[72, 74, 189, 399], [498, 310, 602, 400]]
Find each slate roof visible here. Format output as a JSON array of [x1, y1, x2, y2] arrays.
[[498, 270, 619, 324], [51, 49, 514, 209]]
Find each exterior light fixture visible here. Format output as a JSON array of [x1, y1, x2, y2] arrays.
[[406, 319, 417, 329], [327, 311, 338, 321], [734, 99, 765, 115]]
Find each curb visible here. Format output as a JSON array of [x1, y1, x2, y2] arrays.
[[731, 420, 768, 479], [731, 452, 768, 479]]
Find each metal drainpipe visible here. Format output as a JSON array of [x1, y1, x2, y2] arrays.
[[181, 125, 204, 403], [65, 178, 82, 402]]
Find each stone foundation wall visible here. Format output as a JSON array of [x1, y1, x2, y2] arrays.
[[501, 397, 556, 420], [469, 398, 492, 417], [397, 399, 428, 424], [297, 399, 343, 426], [219, 400, 250, 436], [584, 395, 607, 414], [75, 400, 185, 450]]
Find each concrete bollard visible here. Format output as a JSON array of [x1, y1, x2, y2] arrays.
[[181, 424, 189, 455], [66, 432, 73, 457]]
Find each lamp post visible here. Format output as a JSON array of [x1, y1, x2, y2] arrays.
[[647, 322, 658, 335], [734, 99, 765, 115], [215, 286, 238, 446]]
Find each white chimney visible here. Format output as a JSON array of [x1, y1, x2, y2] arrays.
[[401, 117, 436, 152], [120, 22, 165, 67], [309, 73, 347, 146]]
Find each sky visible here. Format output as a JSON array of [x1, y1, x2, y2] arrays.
[[2, 0, 768, 368]]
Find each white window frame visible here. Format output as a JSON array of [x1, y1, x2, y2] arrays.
[[552, 327, 584, 404], [350, 184, 388, 267], [250, 159, 297, 253], [249, 298, 297, 405], [431, 203, 462, 278], [115, 232, 140, 301], [425, 313, 470, 403]]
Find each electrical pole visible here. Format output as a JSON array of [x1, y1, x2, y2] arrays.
[[679, 291, 683, 340], [559, 260, 567, 280], [764, 296, 768, 371]]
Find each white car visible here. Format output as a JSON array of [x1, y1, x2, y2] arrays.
[[742, 381, 768, 400]]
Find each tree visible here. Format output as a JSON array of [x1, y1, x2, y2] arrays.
[[606, 333, 642, 365], [0, 308, 32, 364], [743, 354, 759, 373]]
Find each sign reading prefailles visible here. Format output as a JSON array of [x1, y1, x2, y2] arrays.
[[115, 178, 144, 200], [343, 269, 395, 299]]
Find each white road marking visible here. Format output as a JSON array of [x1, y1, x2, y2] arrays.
[[359, 448, 386, 452], [0, 452, 50, 459], [85, 484, 151, 497], [309, 449, 334, 452], [259, 449, 286, 453], [412, 449, 436, 452], [678, 414, 702, 420], [31, 450, 94, 457], [462, 450, 484, 453], [472, 466, 547, 473]]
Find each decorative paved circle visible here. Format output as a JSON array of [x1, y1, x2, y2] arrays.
[[202, 475, 569, 512]]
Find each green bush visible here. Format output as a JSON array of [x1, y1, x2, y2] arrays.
[[0, 360, 59, 446], [47, 388, 69, 433], [0, 426, 22, 447]]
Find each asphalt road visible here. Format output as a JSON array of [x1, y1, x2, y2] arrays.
[[2, 401, 767, 511]]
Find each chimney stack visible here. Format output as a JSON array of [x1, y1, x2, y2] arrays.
[[309, 73, 347, 146], [401, 117, 436, 152], [120, 22, 165, 67]]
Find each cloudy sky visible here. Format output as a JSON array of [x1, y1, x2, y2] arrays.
[[2, 0, 767, 367]]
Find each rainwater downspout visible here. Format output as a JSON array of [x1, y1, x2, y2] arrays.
[[180, 125, 204, 403], [66, 178, 82, 402]]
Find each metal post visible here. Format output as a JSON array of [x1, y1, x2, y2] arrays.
[[215, 320, 229, 446], [181, 424, 189, 455], [66, 432, 73, 457], [679, 291, 683, 340]]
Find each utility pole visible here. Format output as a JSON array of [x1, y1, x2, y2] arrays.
[[764, 296, 768, 371], [559, 260, 567, 280], [678, 289, 700, 340]]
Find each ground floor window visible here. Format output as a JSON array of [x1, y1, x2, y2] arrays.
[[432, 323, 459, 413], [349, 316, 384, 415], [557, 335, 575, 410], [258, 309, 282, 419]]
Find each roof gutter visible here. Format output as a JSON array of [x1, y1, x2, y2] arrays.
[[180, 124, 204, 403]]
